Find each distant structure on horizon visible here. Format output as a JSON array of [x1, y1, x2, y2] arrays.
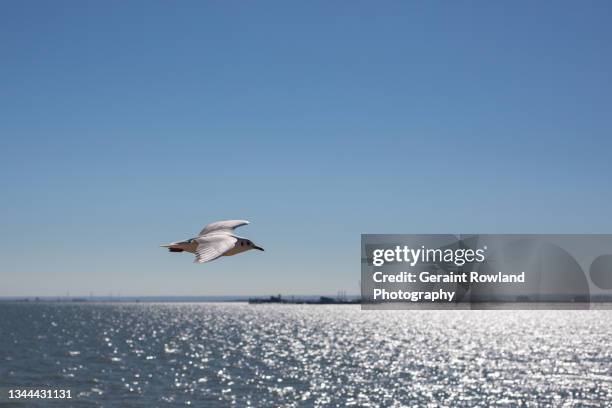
[[248, 294, 360, 305]]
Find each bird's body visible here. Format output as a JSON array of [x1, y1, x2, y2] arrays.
[[161, 220, 264, 263]]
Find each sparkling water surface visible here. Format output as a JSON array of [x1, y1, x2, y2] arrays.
[[1, 303, 611, 407]]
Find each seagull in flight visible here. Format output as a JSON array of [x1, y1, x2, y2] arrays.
[[161, 220, 264, 264]]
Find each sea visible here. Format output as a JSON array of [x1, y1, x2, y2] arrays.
[[1, 302, 611, 407]]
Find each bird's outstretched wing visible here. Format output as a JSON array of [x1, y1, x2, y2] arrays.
[[199, 220, 249, 236], [194, 235, 237, 264]]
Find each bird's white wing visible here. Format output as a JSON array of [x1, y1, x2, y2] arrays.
[[199, 220, 249, 236], [193, 235, 237, 264]]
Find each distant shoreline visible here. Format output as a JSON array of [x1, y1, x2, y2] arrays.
[[3, 295, 612, 305], [0, 295, 360, 303]]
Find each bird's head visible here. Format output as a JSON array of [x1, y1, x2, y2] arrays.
[[245, 240, 264, 251]]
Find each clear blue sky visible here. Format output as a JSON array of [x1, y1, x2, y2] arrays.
[[1, 1, 611, 296]]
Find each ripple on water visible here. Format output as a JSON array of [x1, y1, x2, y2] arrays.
[[1, 303, 612, 406]]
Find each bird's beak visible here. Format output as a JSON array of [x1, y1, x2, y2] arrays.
[[253, 245, 264, 251]]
